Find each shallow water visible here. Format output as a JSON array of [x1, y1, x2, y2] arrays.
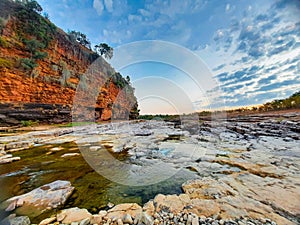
[[0, 141, 198, 222]]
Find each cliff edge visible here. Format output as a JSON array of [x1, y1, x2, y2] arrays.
[[0, 0, 139, 125]]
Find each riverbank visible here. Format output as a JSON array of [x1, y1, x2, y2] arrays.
[[0, 110, 299, 224]]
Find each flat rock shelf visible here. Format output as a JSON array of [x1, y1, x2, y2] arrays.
[[0, 112, 299, 225]]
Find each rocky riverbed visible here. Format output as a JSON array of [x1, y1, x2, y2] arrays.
[[0, 111, 299, 225]]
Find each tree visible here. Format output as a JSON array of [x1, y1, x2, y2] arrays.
[[26, 0, 43, 13], [68, 30, 91, 49], [94, 43, 113, 59], [16, 0, 43, 13], [126, 75, 130, 83]]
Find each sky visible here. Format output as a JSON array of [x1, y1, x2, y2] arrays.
[[36, 0, 300, 114]]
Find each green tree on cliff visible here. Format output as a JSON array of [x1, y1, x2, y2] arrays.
[[16, 0, 43, 13], [94, 43, 113, 59], [68, 30, 91, 49]]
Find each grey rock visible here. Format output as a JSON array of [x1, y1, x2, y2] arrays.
[[79, 218, 90, 225], [5, 180, 74, 216], [8, 216, 30, 225], [122, 214, 133, 224]]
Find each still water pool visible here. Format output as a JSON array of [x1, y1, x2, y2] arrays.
[[0, 141, 198, 222]]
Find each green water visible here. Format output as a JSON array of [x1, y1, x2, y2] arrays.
[[0, 142, 198, 223]]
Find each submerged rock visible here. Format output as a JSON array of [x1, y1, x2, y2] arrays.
[[1, 215, 31, 225], [0, 154, 21, 164], [5, 180, 74, 216]]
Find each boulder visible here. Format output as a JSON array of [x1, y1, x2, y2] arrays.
[[56, 207, 92, 224], [6, 216, 31, 225], [153, 194, 187, 213], [107, 203, 142, 220], [5, 180, 74, 216]]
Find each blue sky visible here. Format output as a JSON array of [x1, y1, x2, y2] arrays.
[[37, 0, 300, 114]]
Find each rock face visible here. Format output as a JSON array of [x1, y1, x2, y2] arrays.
[[5, 180, 74, 216], [0, 0, 138, 125]]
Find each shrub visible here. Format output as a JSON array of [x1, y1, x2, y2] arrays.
[[0, 58, 13, 68], [19, 58, 37, 70], [0, 36, 9, 48], [33, 51, 47, 60]]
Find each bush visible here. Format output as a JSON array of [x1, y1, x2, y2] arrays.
[[21, 120, 38, 127], [0, 36, 9, 48], [19, 58, 37, 70], [33, 51, 47, 60], [0, 58, 13, 68]]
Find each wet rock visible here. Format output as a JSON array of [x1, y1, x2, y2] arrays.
[[5, 180, 74, 216], [61, 153, 80, 158], [7, 216, 30, 225], [0, 154, 21, 164]]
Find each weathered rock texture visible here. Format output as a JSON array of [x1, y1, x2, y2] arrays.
[[0, 0, 138, 125], [4, 180, 74, 217]]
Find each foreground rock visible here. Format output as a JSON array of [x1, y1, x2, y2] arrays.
[[1, 215, 31, 225], [36, 206, 280, 225], [0, 154, 21, 164], [1, 111, 299, 224], [5, 180, 74, 217]]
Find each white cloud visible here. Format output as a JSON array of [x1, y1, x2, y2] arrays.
[[104, 0, 113, 12], [93, 0, 104, 15], [226, 4, 230, 12]]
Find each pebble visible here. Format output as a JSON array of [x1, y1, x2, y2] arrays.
[[36, 212, 279, 225]]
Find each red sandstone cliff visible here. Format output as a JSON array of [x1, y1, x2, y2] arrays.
[[0, 0, 138, 125]]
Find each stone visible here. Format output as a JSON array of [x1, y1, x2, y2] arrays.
[[5, 180, 74, 216], [79, 218, 90, 225], [192, 215, 199, 225], [71, 222, 79, 225], [8, 216, 30, 225], [39, 217, 56, 225], [0, 154, 21, 164], [139, 212, 154, 225], [122, 214, 133, 224], [117, 218, 123, 225], [50, 147, 63, 151], [143, 200, 155, 215], [188, 199, 220, 217], [153, 194, 186, 214], [61, 153, 80, 158], [90, 215, 102, 224], [107, 203, 142, 220], [99, 210, 108, 217], [56, 207, 92, 224], [107, 202, 115, 208], [186, 214, 193, 225]]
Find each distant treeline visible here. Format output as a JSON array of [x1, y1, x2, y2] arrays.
[[138, 91, 300, 120], [228, 91, 300, 113]]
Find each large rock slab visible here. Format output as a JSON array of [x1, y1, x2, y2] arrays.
[[56, 207, 92, 224], [107, 203, 142, 220], [5, 180, 74, 216]]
